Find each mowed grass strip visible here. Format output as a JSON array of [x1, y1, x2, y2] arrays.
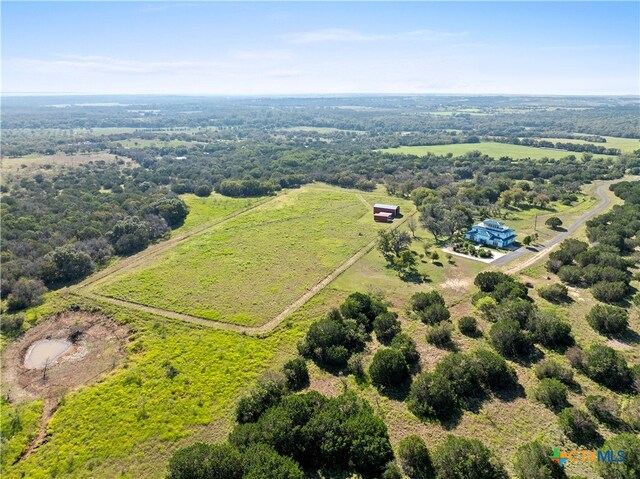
[[378, 141, 613, 160], [96, 184, 413, 326]]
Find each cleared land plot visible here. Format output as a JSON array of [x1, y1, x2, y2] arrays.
[[0, 153, 124, 176], [379, 141, 613, 160], [536, 135, 640, 153], [175, 193, 260, 234], [94, 184, 414, 327]]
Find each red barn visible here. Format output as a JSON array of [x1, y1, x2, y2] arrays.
[[374, 212, 393, 223], [373, 203, 400, 217]]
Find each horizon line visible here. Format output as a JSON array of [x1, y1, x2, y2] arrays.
[[3, 92, 640, 98]]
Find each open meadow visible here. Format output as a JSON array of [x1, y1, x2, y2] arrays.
[[92, 184, 415, 327], [378, 141, 614, 160]]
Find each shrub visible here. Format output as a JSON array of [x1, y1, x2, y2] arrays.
[[534, 359, 573, 384], [193, 183, 212, 197], [382, 462, 403, 479], [621, 398, 640, 432], [369, 348, 409, 389], [529, 314, 573, 349], [282, 358, 309, 391], [458, 316, 479, 336], [596, 434, 640, 479], [433, 435, 508, 479], [545, 217, 563, 229], [374, 312, 401, 344], [6, 278, 47, 312], [533, 378, 568, 411], [433, 353, 482, 399], [557, 265, 582, 285], [390, 333, 420, 364], [243, 444, 304, 479], [538, 284, 569, 303], [347, 353, 365, 378], [409, 290, 446, 311], [475, 296, 498, 320], [585, 395, 620, 427], [474, 271, 512, 293], [514, 441, 567, 479], [471, 349, 516, 390], [583, 345, 632, 390], [586, 304, 629, 335], [591, 281, 628, 303], [340, 292, 386, 331], [407, 372, 457, 420], [566, 346, 583, 369], [398, 435, 435, 479], [298, 316, 361, 368], [236, 376, 288, 423], [167, 442, 243, 479], [489, 319, 532, 357], [495, 298, 536, 327], [0, 313, 25, 336], [558, 408, 598, 443], [426, 322, 453, 347], [416, 303, 451, 325]]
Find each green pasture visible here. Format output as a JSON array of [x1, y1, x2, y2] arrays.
[[378, 141, 613, 160], [95, 184, 414, 326], [174, 193, 259, 234], [537, 135, 640, 153], [1, 291, 319, 479]]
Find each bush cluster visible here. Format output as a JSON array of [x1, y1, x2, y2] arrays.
[[547, 238, 635, 304], [409, 290, 450, 325], [298, 292, 388, 369], [586, 304, 629, 335], [408, 350, 515, 420], [231, 390, 394, 477]]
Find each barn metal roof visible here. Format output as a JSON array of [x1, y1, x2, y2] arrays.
[[374, 203, 399, 210]]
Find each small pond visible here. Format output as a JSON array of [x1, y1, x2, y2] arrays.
[[24, 339, 72, 369]]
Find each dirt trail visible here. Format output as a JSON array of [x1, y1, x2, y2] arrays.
[[78, 209, 416, 335], [16, 398, 58, 462]]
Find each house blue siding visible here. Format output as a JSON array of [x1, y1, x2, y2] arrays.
[[465, 219, 516, 248]]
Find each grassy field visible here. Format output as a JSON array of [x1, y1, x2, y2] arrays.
[[1, 291, 317, 479], [378, 141, 613, 160], [174, 193, 260, 234], [94, 184, 414, 326], [536, 135, 640, 153]]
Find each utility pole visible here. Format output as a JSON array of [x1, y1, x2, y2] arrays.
[[534, 214, 538, 232]]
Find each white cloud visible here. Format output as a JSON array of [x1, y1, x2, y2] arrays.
[[285, 28, 465, 44]]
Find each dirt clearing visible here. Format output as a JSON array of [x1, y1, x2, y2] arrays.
[[2, 311, 129, 404]]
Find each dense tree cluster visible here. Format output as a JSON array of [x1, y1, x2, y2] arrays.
[[547, 238, 635, 304], [298, 293, 388, 369], [473, 272, 573, 356], [232, 390, 394, 477], [407, 349, 516, 420], [1, 158, 189, 309]]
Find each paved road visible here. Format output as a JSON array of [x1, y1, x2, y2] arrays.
[[494, 177, 635, 273]]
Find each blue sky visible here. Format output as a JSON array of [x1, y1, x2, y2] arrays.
[[2, 1, 639, 95]]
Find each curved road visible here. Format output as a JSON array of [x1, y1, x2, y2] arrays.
[[495, 177, 635, 274]]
